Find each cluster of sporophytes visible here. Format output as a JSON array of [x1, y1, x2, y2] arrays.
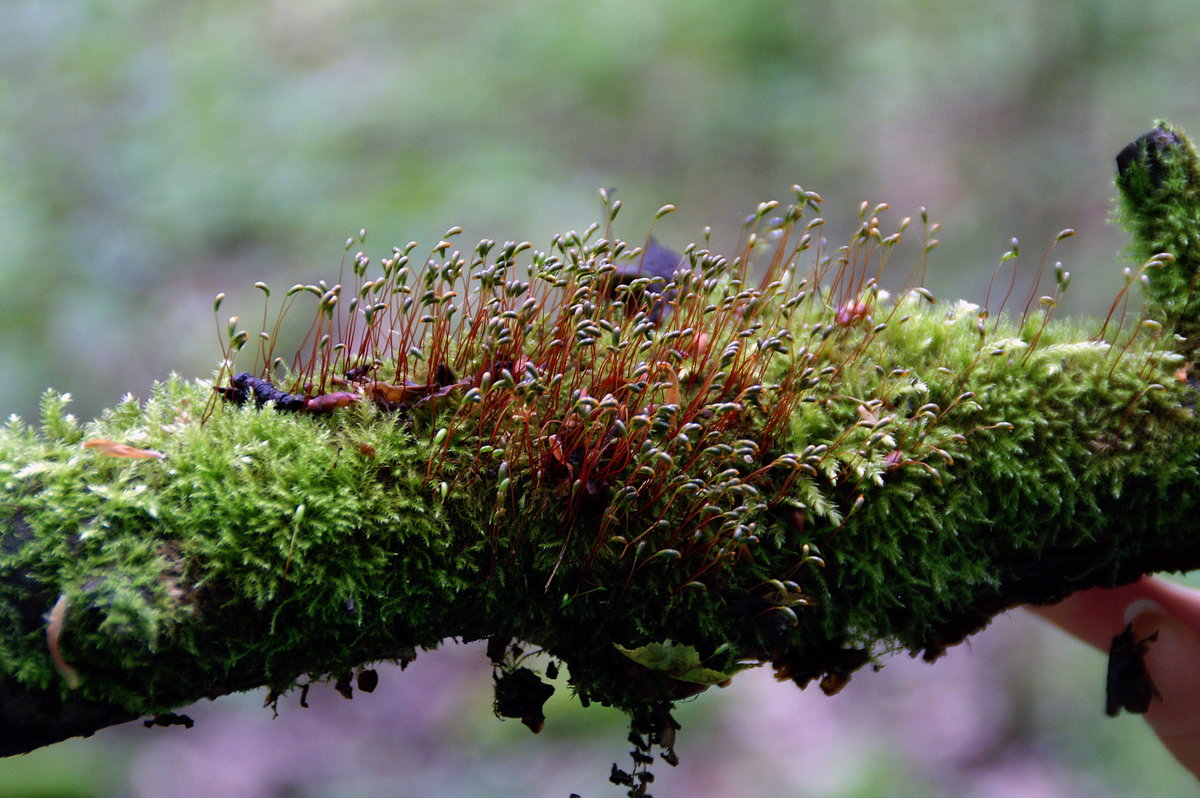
[[2, 122, 1199, 792]]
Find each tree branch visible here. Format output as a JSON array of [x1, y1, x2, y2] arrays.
[[1, 122, 1199, 768]]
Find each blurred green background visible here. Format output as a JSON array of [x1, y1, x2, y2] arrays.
[[2, 0, 1199, 795]]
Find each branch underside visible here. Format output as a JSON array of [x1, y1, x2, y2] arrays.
[[4, 529, 1200, 756]]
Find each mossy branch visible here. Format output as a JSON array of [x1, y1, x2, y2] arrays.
[[1116, 121, 1200, 351], [2, 124, 1199, 779]]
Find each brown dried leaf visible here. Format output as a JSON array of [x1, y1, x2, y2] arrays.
[[658, 362, 682, 406], [361, 380, 432, 403], [46, 594, 81, 689], [83, 439, 166, 460]]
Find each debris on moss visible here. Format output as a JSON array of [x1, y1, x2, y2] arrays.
[[2, 123, 1200, 793]]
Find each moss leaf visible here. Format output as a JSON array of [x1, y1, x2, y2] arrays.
[[614, 640, 730, 684]]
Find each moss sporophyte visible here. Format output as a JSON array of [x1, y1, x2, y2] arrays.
[[2, 122, 1200, 792]]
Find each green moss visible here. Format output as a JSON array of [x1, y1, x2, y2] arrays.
[[1115, 121, 1200, 351], [1, 270, 1186, 707], [2, 123, 1200, 790]]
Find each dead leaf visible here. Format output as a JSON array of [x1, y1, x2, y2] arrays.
[[361, 380, 433, 404], [657, 362, 681, 405], [46, 594, 81, 689], [83, 439, 166, 460]]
